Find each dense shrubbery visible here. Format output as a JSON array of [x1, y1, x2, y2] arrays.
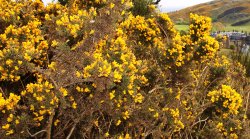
[[0, 0, 250, 138]]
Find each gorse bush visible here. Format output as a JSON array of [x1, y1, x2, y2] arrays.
[[0, 0, 250, 138]]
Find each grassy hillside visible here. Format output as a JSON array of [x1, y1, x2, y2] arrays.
[[168, 0, 250, 28], [175, 24, 250, 32]]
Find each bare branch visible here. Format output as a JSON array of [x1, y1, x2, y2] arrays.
[[244, 91, 250, 120], [148, 86, 164, 94], [27, 129, 47, 137], [152, 0, 161, 5], [191, 117, 209, 129], [62, 79, 94, 88], [47, 109, 55, 139], [66, 123, 77, 139]]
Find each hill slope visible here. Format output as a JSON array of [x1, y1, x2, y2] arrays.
[[168, 0, 250, 26]]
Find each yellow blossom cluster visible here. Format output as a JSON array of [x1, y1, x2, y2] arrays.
[[20, 74, 58, 124], [189, 13, 212, 39], [55, 9, 91, 38], [119, 14, 165, 59], [157, 13, 177, 37], [211, 55, 230, 68], [0, 93, 20, 112], [0, 92, 20, 135], [207, 85, 243, 115], [76, 27, 148, 123], [158, 13, 185, 67], [196, 35, 220, 62], [44, 2, 65, 16], [120, 15, 161, 42], [84, 0, 107, 6], [215, 121, 241, 138], [161, 107, 185, 132], [188, 13, 219, 62], [117, 133, 131, 139], [0, 19, 49, 81]]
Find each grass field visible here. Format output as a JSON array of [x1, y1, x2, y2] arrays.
[[175, 24, 250, 32], [174, 25, 189, 31], [222, 25, 250, 32], [218, 48, 233, 57]]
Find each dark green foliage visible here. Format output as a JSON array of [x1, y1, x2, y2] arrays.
[[130, 0, 152, 16], [232, 18, 250, 26], [230, 45, 236, 50], [58, 0, 68, 6], [210, 66, 227, 79], [130, 0, 160, 16], [217, 7, 246, 19]]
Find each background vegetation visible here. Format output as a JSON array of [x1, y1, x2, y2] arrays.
[[169, 0, 250, 32]]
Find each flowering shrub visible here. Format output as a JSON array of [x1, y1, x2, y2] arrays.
[[207, 85, 242, 115], [0, 0, 249, 138]]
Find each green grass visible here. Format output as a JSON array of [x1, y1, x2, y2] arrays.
[[174, 25, 189, 31], [222, 25, 250, 32], [218, 48, 233, 57], [175, 24, 250, 32]]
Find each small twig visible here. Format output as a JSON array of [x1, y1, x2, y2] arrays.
[[155, 21, 168, 38], [142, 130, 154, 139], [66, 108, 88, 139], [191, 117, 209, 129], [47, 109, 55, 139], [19, 79, 26, 90], [244, 91, 250, 119], [62, 79, 94, 88], [0, 87, 4, 93], [27, 129, 47, 137], [66, 123, 77, 139], [148, 86, 164, 94]]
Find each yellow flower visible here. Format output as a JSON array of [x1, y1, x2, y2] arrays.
[[15, 119, 20, 125], [72, 102, 77, 109], [54, 119, 60, 126], [125, 133, 131, 139], [24, 53, 32, 61], [110, 3, 115, 9], [104, 132, 109, 137], [113, 70, 122, 82], [7, 114, 13, 122], [6, 59, 13, 66], [39, 109, 47, 115], [153, 112, 159, 118], [122, 111, 130, 120], [2, 124, 10, 129], [76, 86, 83, 92], [51, 40, 58, 47], [6, 129, 14, 135], [91, 119, 98, 127], [30, 105, 35, 111], [34, 116, 44, 121], [148, 4, 156, 11], [59, 87, 68, 96], [17, 60, 23, 65], [84, 87, 90, 93], [45, 14, 51, 21], [230, 133, 238, 139], [116, 120, 121, 126], [148, 108, 155, 112], [216, 122, 224, 131], [109, 90, 115, 100], [48, 62, 56, 71], [92, 83, 97, 88], [134, 93, 144, 103]]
